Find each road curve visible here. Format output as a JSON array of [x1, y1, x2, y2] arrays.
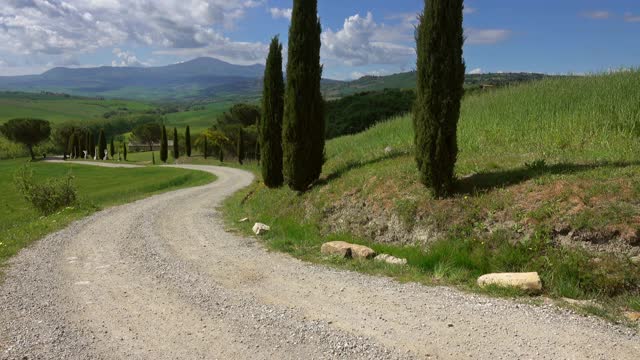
[[1, 163, 639, 359]]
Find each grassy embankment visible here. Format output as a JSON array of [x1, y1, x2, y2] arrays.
[[0, 159, 215, 269], [223, 71, 640, 323]]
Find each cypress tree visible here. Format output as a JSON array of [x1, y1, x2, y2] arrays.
[[414, 0, 465, 197], [260, 36, 285, 188], [203, 136, 208, 159], [98, 129, 107, 160], [89, 131, 95, 158], [173, 127, 179, 160], [123, 142, 127, 161], [85, 130, 91, 157], [218, 145, 224, 162], [185, 126, 192, 157], [74, 132, 81, 159], [110, 138, 115, 158], [160, 125, 168, 163], [283, 0, 325, 191], [69, 132, 77, 158], [237, 128, 245, 165]]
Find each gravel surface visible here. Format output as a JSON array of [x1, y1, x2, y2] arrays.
[[1, 164, 639, 359]]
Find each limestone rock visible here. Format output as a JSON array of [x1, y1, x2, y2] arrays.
[[630, 256, 640, 265], [624, 311, 640, 322], [375, 254, 408, 265], [320, 241, 376, 259], [321, 241, 352, 258], [477, 272, 542, 292], [239, 217, 249, 223], [562, 298, 602, 309], [384, 146, 394, 155], [350, 244, 376, 259], [252, 223, 270, 235]]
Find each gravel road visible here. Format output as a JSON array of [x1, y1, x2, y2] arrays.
[[1, 163, 638, 359]]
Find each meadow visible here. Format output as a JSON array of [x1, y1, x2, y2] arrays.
[[0, 159, 215, 268], [223, 71, 640, 322]]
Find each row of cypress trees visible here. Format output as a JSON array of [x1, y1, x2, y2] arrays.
[[260, 0, 464, 197], [159, 125, 192, 163], [260, 0, 325, 192]]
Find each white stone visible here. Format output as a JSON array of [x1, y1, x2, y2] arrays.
[[252, 223, 270, 235], [384, 146, 394, 155], [374, 254, 407, 265], [239, 217, 249, 223], [477, 272, 542, 292]]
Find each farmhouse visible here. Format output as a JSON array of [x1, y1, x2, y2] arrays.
[[128, 140, 174, 152]]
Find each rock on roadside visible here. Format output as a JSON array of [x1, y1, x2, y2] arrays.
[[320, 241, 376, 259], [374, 254, 407, 265], [252, 223, 270, 235], [477, 272, 542, 292]]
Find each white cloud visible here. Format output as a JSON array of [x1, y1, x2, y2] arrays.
[[0, 0, 266, 70], [464, 7, 477, 15], [465, 29, 511, 45], [468, 68, 482, 75], [624, 12, 640, 23], [269, 8, 292, 20], [350, 69, 392, 80], [582, 11, 612, 20], [111, 48, 145, 67], [322, 12, 415, 66]]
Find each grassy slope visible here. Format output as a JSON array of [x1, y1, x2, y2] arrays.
[[165, 102, 232, 132], [223, 72, 640, 322], [0, 159, 215, 268], [0, 92, 152, 124]]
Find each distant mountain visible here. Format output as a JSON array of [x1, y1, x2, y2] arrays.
[[0, 57, 265, 101]]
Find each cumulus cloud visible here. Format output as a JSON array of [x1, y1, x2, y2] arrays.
[[0, 0, 266, 68], [464, 7, 477, 15], [582, 11, 612, 20], [269, 7, 292, 20], [468, 68, 482, 75], [465, 29, 512, 45], [624, 12, 640, 23], [111, 48, 145, 67], [321, 12, 415, 66]]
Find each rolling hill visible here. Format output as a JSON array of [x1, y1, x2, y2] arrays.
[[0, 58, 265, 102]]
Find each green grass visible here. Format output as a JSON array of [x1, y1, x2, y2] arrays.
[[165, 102, 232, 132], [0, 92, 152, 124], [0, 158, 215, 268], [222, 71, 640, 324]]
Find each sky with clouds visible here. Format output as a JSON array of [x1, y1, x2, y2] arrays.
[[0, 0, 639, 79]]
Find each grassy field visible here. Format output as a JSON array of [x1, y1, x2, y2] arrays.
[[0, 92, 152, 124], [223, 71, 640, 323], [165, 101, 231, 132], [0, 159, 215, 269]]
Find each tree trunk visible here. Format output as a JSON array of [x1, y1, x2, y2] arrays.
[[28, 144, 35, 160]]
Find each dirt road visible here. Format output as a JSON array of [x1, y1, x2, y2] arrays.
[[1, 164, 638, 359]]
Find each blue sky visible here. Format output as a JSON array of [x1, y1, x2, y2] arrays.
[[0, 0, 639, 79]]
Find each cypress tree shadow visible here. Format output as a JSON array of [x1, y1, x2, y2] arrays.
[[319, 151, 408, 185], [456, 161, 640, 195]]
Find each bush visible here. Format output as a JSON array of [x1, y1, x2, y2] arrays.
[[14, 165, 77, 215]]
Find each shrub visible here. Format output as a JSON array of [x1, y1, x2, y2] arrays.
[[14, 165, 77, 215]]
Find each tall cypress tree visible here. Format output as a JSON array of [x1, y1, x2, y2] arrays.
[[90, 132, 96, 158], [282, 0, 325, 191], [414, 0, 465, 197], [69, 132, 77, 158], [74, 132, 81, 159], [160, 125, 168, 163], [123, 142, 127, 161], [237, 128, 245, 165], [218, 145, 224, 162], [203, 136, 208, 159], [110, 138, 115, 158], [85, 130, 91, 157], [185, 126, 192, 157], [173, 127, 179, 160], [98, 129, 107, 160], [260, 36, 285, 188]]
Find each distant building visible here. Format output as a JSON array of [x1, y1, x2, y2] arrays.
[[128, 140, 173, 152]]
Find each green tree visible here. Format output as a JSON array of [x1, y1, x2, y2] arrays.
[[132, 123, 162, 151], [203, 136, 208, 159], [110, 138, 115, 158], [0, 118, 51, 160], [414, 0, 465, 197], [283, 0, 325, 191], [98, 129, 107, 160], [218, 146, 224, 162], [173, 127, 179, 160], [237, 128, 245, 165], [123, 141, 128, 161], [160, 125, 168, 163], [69, 132, 78, 158], [260, 36, 285, 187], [89, 131, 96, 158], [185, 126, 192, 157]]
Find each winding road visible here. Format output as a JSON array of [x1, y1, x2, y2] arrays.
[[1, 163, 639, 359]]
